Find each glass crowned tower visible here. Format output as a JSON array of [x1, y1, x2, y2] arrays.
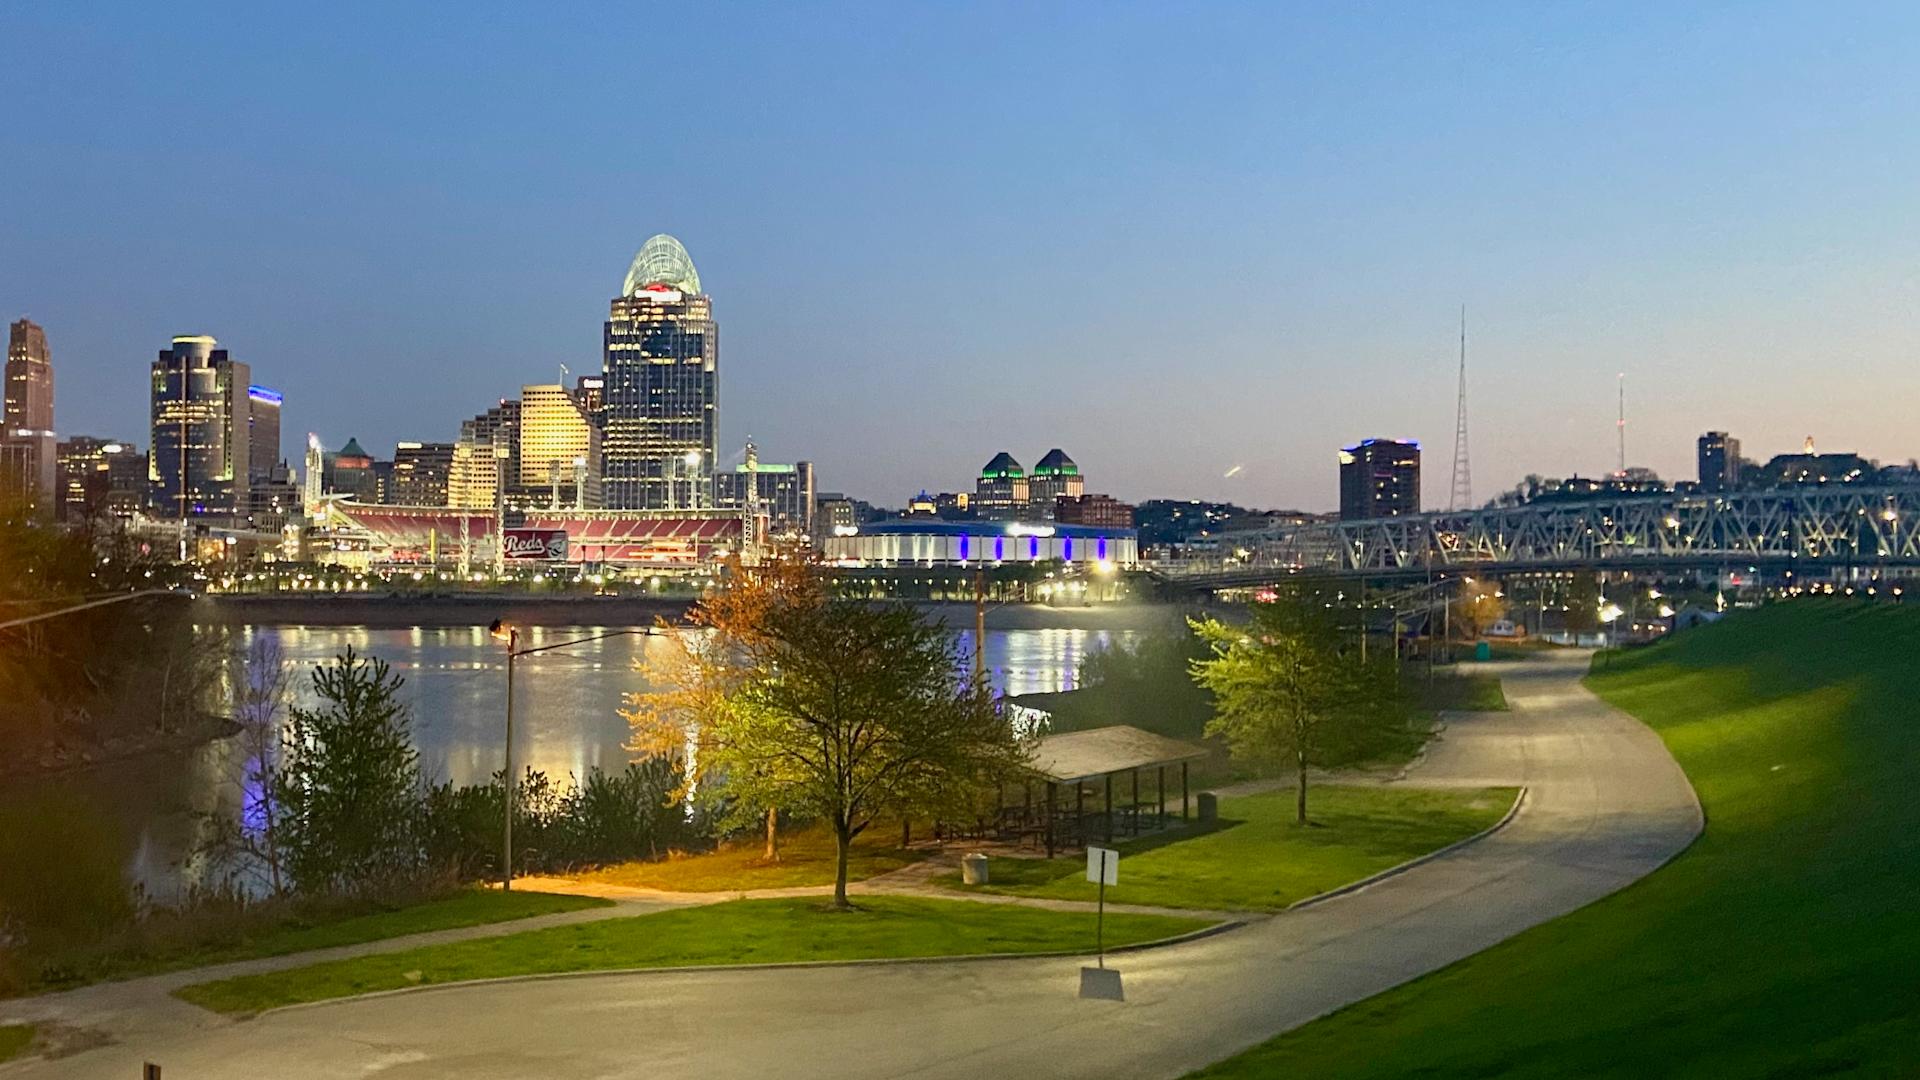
[[600, 234, 717, 510]]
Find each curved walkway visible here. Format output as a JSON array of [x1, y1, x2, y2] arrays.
[[4, 653, 1701, 1079]]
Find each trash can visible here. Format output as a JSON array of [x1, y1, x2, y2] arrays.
[[1197, 792, 1218, 823], [1474, 641, 1492, 662], [961, 852, 990, 885]]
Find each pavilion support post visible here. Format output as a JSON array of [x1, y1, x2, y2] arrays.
[[1104, 773, 1114, 844], [1045, 781, 1057, 858], [1075, 783, 1085, 848], [1182, 762, 1190, 821], [1130, 768, 1140, 836], [1157, 765, 1166, 829]]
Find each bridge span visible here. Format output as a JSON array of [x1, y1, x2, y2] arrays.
[[1159, 485, 1920, 588]]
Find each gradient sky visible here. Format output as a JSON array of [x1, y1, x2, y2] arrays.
[[5, 2, 1919, 510]]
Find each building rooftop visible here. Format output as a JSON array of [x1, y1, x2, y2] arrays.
[[981, 451, 1025, 480], [1033, 448, 1079, 477], [1028, 725, 1207, 784], [621, 234, 701, 297]]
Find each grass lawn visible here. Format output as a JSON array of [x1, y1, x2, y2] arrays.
[[576, 824, 921, 892], [1421, 672, 1509, 712], [943, 785, 1517, 911], [0, 1024, 32, 1064], [1190, 600, 1920, 1078], [173, 896, 1213, 1015], [5, 888, 607, 998]]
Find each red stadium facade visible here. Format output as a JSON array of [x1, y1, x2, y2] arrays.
[[327, 502, 746, 569]]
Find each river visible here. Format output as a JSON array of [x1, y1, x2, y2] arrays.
[[57, 620, 1147, 902]]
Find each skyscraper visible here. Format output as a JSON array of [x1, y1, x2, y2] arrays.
[[1027, 448, 1085, 520], [391, 441, 455, 506], [247, 385, 283, 485], [975, 452, 1030, 522], [601, 234, 717, 510], [1338, 438, 1421, 521], [150, 335, 250, 520], [519, 383, 601, 508], [1698, 431, 1741, 492], [4, 319, 57, 508], [448, 399, 520, 509]]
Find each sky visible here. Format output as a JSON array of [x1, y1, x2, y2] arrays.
[[5, 2, 1920, 511]]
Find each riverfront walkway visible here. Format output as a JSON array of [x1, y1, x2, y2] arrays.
[[3, 653, 1702, 1079]]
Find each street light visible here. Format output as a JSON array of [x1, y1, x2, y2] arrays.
[[488, 619, 663, 890]]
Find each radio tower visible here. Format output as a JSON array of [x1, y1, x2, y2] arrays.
[[1449, 305, 1471, 511], [1616, 372, 1627, 476]]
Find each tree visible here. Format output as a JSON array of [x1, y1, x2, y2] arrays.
[[275, 647, 424, 895], [1189, 594, 1409, 825], [199, 635, 295, 894], [632, 557, 1027, 908]]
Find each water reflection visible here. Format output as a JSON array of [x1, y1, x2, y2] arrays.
[[42, 624, 1130, 901]]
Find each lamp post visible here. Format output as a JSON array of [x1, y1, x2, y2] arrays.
[[488, 620, 661, 890]]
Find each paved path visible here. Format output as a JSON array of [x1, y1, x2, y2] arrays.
[[3, 653, 1701, 1079]]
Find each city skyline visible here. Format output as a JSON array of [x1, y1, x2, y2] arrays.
[[8, 5, 1920, 509]]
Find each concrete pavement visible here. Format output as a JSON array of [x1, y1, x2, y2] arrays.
[[3, 653, 1702, 1079]]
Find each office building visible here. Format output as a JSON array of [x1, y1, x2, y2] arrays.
[[601, 234, 717, 510], [713, 440, 814, 537], [815, 492, 859, 534], [1338, 438, 1421, 521], [975, 452, 1029, 522], [330, 437, 379, 502], [391, 441, 454, 506], [448, 399, 519, 509], [55, 436, 140, 522], [1027, 448, 1084, 520], [4, 319, 57, 509], [1697, 431, 1741, 492], [573, 374, 604, 418], [1055, 493, 1135, 528], [150, 335, 251, 520], [519, 383, 601, 508], [247, 385, 283, 485]]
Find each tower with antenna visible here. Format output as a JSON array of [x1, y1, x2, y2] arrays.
[[1449, 305, 1471, 511], [1616, 372, 1627, 477]]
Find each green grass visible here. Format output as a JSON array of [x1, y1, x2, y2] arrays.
[[173, 896, 1213, 1015], [1420, 672, 1509, 712], [1190, 600, 1920, 1078], [943, 786, 1516, 911], [4, 888, 608, 997], [0, 1024, 33, 1064], [576, 825, 922, 892]]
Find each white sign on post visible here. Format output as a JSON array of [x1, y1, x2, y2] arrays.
[[1087, 846, 1118, 886]]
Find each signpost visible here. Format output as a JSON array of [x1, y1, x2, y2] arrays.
[[1079, 846, 1123, 1000]]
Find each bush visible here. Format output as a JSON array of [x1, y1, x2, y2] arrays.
[[423, 760, 710, 879]]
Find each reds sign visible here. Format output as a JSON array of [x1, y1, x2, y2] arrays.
[[502, 528, 569, 561]]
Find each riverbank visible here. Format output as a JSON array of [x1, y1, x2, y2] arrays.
[[201, 593, 1199, 632]]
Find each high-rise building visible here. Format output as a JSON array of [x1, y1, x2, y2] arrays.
[[975, 452, 1030, 522], [448, 399, 519, 509], [573, 374, 604, 418], [1698, 431, 1741, 492], [519, 384, 601, 508], [150, 335, 251, 520], [1027, 448, 1085, 520], [713, 440, 815, 537], [391, 441, 454, 506], [601, 235, 717, 510], [1338, 438, 1421, 521], [247, 385, 283, 485], [55, 436, 139, 522], [4, 319, 57, 509], [814, 492, 859, 535], [330, 437, 379, 501]]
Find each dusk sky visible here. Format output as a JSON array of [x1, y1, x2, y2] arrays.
[[5, 2, 1919, 510]]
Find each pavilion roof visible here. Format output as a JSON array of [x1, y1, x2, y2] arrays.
[[1027, 725, 1207, 784]]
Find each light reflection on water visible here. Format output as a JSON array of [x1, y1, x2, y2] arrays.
[[65, 624, 1130, 902]]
